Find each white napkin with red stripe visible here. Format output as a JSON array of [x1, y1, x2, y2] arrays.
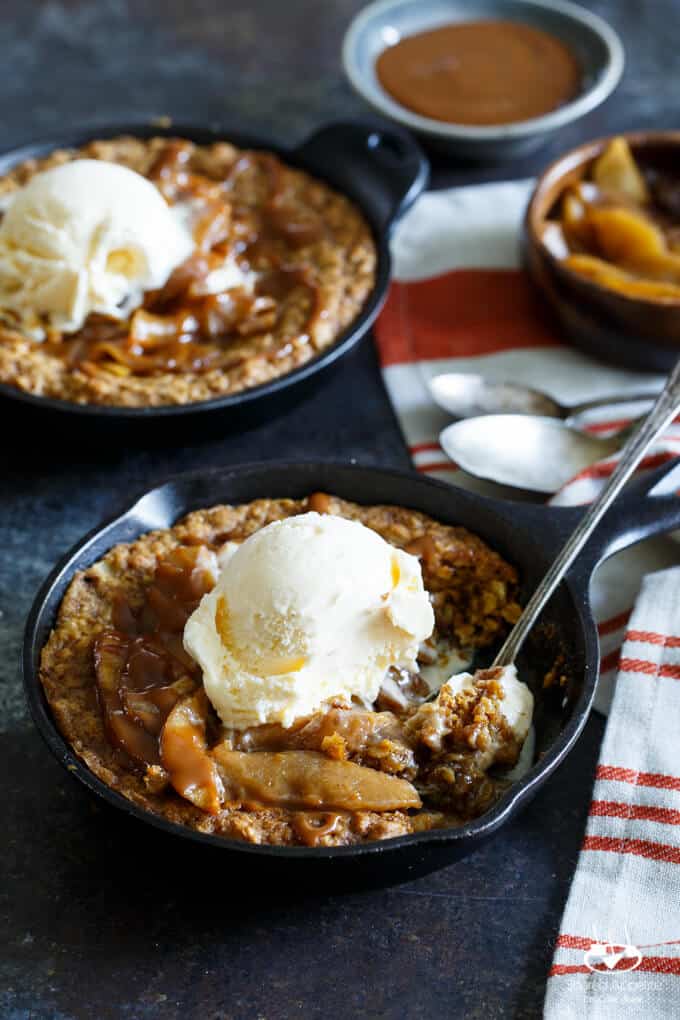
[[374, 180, 680, 1012], [375, 179, 680, 714], [545, 566, 680, 1016]]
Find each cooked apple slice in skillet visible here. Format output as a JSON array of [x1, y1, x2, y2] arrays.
[[160, 690, 224, 814], [93, 632, 160, 766], [212, 747, 421, 812]]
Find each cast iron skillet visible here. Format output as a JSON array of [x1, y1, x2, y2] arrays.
[[0, 121, 428, 433], [23, 460, 680, 888]]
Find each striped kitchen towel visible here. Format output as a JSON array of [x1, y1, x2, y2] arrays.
[[375, 179, 680, 715], [375, 178, 680, 1017], [544, 566, 680, 1017]]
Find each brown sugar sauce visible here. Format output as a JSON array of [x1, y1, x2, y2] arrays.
[[375, 20, 581, 126]]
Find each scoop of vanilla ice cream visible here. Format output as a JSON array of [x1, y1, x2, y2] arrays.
[[0, 159, 194, 333], [184, 512, 435, 729]]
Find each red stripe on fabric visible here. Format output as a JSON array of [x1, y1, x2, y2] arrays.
[[617, 658, 680, 679], [374, 271, 560, 367], [641, 957, 680, 973], [574, 451, 677, 482], [597, 609, 632, 636], [550, 957, 680, 977], [409, 441, 441, 455], [582, 415, 680, 435], [583, 835, 680, 864], [583, 418, 633, 434], [618, 657, 659, 675], [639, 957, 680, 974], [624, 630, 680, 648], [600, 648, 622, 673], [549, 964, 591, 976], [597, 628, 671, 672], [590, 799, 680, 825], [556, 935, 593, 951], [585, 413, 680, 435], [573, 460, 617, 481], [596, 765, 680, 791], [415, 462, 459, 474], [559, 933, 680, 950]]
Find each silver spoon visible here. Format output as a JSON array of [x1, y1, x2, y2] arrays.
[[492, 357, 680, 670], [430, 371, 660, 423], [439, 414, 638, 493]]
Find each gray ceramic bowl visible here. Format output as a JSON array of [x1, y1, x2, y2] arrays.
[[343, 0, 624, 160]]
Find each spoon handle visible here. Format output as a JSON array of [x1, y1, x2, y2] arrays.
[[493, 358, 680, 669], [569, 387, 661, 419]]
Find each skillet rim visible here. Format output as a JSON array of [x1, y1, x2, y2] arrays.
[[22, 459, 600, 859], [0, 118, 418, 421]]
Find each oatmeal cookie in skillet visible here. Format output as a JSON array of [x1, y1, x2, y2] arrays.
[[39, 494, 527, 848], [0, 136, 376, 406]]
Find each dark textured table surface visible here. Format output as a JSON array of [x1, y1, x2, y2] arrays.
[[2, 2, 678, 1017]]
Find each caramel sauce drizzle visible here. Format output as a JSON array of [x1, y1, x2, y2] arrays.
[[93, 545, 215, 766], [307, 491, 332, 514], [291, 812, 346, 847], [159, 689, 223, 815], [404, 534, 437, 573], [38, 140, 324, 377]]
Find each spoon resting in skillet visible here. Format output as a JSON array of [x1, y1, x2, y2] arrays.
[[422, 357, 680, 716], [494, 355, 680, 669]]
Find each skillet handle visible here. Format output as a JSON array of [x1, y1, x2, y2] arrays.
[[292, 120, 429, 232], [508, 459, 680, 594], [584, 458, 680, 566]]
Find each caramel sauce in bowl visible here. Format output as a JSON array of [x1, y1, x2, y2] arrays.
[[375, 21, 581, 127], [343, 0, 624, 159]]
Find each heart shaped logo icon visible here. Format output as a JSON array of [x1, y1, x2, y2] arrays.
[[584, 942, 643, 974]]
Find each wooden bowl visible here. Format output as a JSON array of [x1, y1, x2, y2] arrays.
[[524, 131, 680, 372]]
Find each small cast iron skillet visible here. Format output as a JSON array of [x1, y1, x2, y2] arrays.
[[23, 460, 680, 888], [0, 121, 428, 431]]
